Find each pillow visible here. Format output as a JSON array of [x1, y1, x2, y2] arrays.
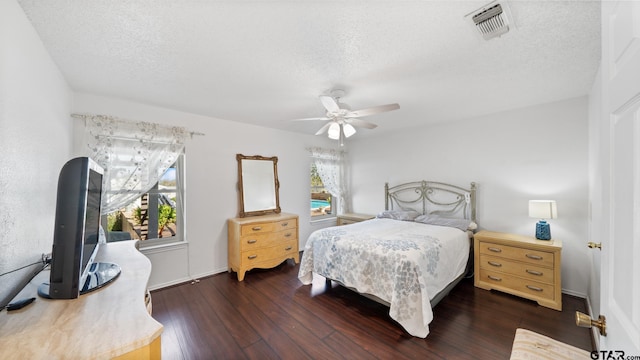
[[414, 214, 476, 231], [376, 209, 420, 221]]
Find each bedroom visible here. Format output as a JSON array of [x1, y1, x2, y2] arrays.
[[1, 0, 638, 358]]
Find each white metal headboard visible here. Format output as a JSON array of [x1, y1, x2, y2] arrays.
[[385, 180, 477, 223]]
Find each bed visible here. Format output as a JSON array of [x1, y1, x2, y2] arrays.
[[298, 180, 477, 338]]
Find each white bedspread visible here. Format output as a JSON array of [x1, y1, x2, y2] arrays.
[[298, 218, 470, 338]]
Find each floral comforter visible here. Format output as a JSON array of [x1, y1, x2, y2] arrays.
[[298, 218, 470, 338]]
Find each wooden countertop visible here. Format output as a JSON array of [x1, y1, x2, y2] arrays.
[[0, 240, 163, 359]]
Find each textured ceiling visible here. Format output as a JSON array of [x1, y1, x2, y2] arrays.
[[17, 0, 600, 137]]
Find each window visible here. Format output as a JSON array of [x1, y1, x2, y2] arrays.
[[307, 147, 349, 216], [106, 155, 184, 245], [79, 113, 188, 245], [310, 163, 333, 218]]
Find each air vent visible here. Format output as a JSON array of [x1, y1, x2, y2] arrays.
[[465, 1, 514, 40]]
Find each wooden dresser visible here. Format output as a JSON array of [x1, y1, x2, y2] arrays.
[[474, 230, 562, 311], [228, 212, 299, 281], [0, 240, 162, 359]]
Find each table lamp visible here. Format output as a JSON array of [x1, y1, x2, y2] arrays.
[[528, 200, 557, 240]]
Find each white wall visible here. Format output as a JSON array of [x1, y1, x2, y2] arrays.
[[347, 97, 590, 296], [72, 93, 335, 288], [0, 0, 73, 304]]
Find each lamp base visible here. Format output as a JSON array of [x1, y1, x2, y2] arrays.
[[535, 220, 551, 240]]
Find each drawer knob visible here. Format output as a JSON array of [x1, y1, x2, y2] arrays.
[[488, 261, 502, 267], [526, 285, 543, 292], [252, 226, 262, 231], [281, 222, 288, 226], [487, 275, 502, 281], [525, 254, 543, 260], [247, 255, 257, 259], [488, 247, 502, 253], [284, 233, 292, 238], [526, 269, 543, 276], [284, 246, 292, 251], [247, 239, 257, 244]]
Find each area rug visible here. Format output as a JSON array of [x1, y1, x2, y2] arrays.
[[510, 328, 591, 359]]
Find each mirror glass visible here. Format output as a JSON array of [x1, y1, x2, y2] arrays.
[[237, 154, 280, 217]]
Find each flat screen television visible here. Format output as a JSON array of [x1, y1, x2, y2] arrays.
[[38, 157, 121, 300]]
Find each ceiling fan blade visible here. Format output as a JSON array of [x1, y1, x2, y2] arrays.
[[346, 103, 400, 118], [347, 118, 378, 129], [290, 117, 330, 121], [319, 95, 341, 113], [314, 122, 333, 135]]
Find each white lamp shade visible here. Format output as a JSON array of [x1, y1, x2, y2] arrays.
[[327, 122, 340, 140], [343, 123, 356, 138], [529, 200, 557, 219]]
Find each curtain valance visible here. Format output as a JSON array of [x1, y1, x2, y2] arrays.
[[74, 113, 188, 214]]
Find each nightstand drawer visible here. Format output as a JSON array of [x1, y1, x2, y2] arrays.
[[479, 254, 554, 284], [479, 241, 554, 268], [338, 219, 358, 226], [337, 213, 375, 226], [479, 268, 555, 301]]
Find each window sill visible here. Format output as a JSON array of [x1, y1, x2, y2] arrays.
[[138, 240, 187, 254]]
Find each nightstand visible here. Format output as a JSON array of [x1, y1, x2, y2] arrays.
[[337, 213, 375, 226], [474, 230, 562, 311]]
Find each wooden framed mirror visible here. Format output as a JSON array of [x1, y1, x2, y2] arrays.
[[236, 154, 281, 217]]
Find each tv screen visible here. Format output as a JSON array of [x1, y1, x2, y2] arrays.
[[80, 165, 102, 284], [39, 157, 120, 300]]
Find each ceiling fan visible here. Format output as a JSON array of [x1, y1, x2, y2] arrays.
[[292, 89, 400, 144]]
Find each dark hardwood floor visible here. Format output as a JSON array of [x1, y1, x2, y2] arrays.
[[151, 259, 593, 359]]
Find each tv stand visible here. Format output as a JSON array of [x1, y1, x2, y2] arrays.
[[37, 261, 122, 298], [0, 241, 162, 359]]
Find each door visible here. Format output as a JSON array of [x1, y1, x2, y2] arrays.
[[599, 0, 640, 354]]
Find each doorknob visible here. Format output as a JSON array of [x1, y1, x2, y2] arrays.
[[575, 311, 606, 336], [587, 242, 602, 250]]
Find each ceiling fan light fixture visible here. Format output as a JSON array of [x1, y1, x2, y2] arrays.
[[343, 123, 356, 138], [327, 122, 341, 140]]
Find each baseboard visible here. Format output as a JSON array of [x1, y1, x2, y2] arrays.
[[147, 267, 228, 291], [148, 276, 192, 291], [561, 288, 587, 298], [190, 267, 228, 281]]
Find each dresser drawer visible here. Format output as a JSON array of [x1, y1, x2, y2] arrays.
[[240, 222, 276, 235], [479, 268, 555, 301], [479, 254, 554, 284], [240, 229, 297, 250], [479, 241, 554, 268], [241, 238, 298, 265], [240, 219, 297, 236], [275, 218, 297, 231]]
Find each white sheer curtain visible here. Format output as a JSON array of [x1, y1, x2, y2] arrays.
[[307, 147, 351, 215], [76, 114, 187, 214]]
